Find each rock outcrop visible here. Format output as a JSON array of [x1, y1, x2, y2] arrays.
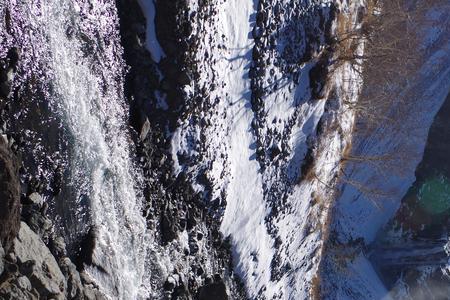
[[0, 136, 20, 253], [0, 221, 106, 300], [13, 222, 66, 298]]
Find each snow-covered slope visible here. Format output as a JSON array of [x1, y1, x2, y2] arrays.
[[167, 0, 366, 298]]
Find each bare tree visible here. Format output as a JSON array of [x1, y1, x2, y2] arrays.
[[330, 0, 442, 204]]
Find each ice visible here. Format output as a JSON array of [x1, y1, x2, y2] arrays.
[[137, 0, 165, 62], [215, 0, 275, 295]]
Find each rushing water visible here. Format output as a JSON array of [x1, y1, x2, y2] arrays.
[[39, 1, 148, 298]]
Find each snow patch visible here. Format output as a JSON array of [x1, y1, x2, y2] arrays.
[[137, 0, 165, 62]]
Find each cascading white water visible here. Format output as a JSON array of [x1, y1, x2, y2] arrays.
[[39, 1, 149, 298]]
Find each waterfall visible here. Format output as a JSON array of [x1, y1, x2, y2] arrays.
[[40, 1, 148, 298]]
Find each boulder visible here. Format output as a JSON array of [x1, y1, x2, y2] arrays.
[[49, 235, 67, 259], [59, 257, 83, 299], [198, 281, 228, 300], [0, 277, 38, 300], [25, 210, 52, 239], [16, 276, 32, 291], [13, 222, 66, 297], [83, 284, 106, 300], [28, 192, 44, 207], [80, 274, 107, 300]]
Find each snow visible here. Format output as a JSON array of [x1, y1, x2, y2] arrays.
[[215, 0, 276, 296], [166, 0, 450, 299], [334, 7, 450, 244], [137, 0, 165, 62], [346, 254, 391, 300], [326, 2, 450, 299], [169, 0, 366, 298]]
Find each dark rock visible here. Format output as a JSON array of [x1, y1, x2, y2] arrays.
[[177, 70, 191, 86], [0, 48, 19, 99], [189, 240, 199, 255], [196, 266, 204, 276], [51, 166, 63, 195], [18, 260, 35, 275], [179, 218, 187, 230], [161, 211, 177, 244], [309, 55, 330, 99], [164, 276, 176, 291], [6, 47, 19, 67], [269, 143, 282, 160], [6, 261, 19, 273], [0, 67, 14, 98], [198, 281, 228, 300], [0, 137, 20, 252], [76, 226, 98, 270], [252, 26, 263, 39], [186, 213, 197, 230]]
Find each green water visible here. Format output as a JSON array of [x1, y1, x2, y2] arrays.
[[417, 175, 450, 215]]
